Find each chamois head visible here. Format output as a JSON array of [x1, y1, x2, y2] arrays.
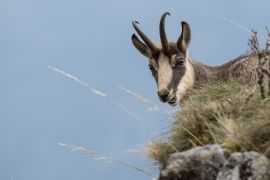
[[131, 12, 192, 106]]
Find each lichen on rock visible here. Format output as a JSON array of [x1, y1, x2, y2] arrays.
[[159, 145, 270, 180]]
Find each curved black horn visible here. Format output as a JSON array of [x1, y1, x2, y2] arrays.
[[159, 12, 171, 54], [132, 21, 159, 55]]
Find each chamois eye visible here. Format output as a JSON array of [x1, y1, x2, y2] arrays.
[[175, 55, 185, 66], [148, 64, 154, 71]]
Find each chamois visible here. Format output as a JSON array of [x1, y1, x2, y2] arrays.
[[131, 12, 269, 106]]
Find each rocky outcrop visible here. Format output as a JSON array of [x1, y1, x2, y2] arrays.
[[217, 151, 270, 180], [159, 145, 270, 180]]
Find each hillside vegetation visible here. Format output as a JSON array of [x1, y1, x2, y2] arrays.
[[147, 81, 270, 165]]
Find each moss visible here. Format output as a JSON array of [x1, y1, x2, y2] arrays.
[[146, 82, 270, 165]]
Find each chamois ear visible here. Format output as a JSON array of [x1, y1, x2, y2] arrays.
[[131, 34, 151, 58], [177, 21, 191, 54]]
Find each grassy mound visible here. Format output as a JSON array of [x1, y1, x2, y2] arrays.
[[146, 82, 270, 165]]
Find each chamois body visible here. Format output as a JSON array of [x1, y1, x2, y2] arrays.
[[189, 55, 258, 87], [131, 12, 266, 106]]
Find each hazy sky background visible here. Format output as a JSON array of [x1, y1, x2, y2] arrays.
[[1, 0, 270, 179]]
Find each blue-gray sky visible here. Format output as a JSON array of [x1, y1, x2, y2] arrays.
[[1, 0, 269, 179]]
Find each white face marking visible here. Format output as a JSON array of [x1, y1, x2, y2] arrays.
[[176, 55, 195, 102], [150, 44, 195, 106], [157, 53, 173, 92]]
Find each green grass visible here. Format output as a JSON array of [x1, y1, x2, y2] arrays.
[[146, 82, 270, 165]]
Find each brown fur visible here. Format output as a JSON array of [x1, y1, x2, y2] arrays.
[[189, 51, 270, 88]]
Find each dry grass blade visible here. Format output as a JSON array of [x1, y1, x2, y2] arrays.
[[118, 86, 161, 112], [125, 147, 144, 154], [59, 143, 157, 180], [221, 16, 252, 34], [266, 26, 270, 51], [178, 124, 204, 146], [48, 66, 152, 131], [119, 86, 152, 104], [256, 67, 266, 99], [48, 66, 107, 97], [266, 27, 270, 95], [118, 86, 177, 118], [10, 173, 14, 180], [248, 30, 260, 52], [266, 28, 270, 52]]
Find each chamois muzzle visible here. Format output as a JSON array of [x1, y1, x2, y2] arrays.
[[158, 89, 177, 105], [158, 89, 169, 102]]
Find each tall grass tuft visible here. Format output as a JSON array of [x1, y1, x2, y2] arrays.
[[146, 81, 270, 165]]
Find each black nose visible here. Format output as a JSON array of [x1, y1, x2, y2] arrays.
[[158, 89, 169, 102]]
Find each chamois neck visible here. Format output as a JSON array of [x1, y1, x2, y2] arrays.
[[188, 58, 217, 86]]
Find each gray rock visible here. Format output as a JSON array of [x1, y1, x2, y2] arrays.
[[159, 145, 270, 180], [159, 145, 229, 180], [217, 151, 270, 180]]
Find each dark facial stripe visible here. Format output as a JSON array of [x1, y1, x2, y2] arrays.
[[149, 43, 187, 97], [170, 60, 186, 94]]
